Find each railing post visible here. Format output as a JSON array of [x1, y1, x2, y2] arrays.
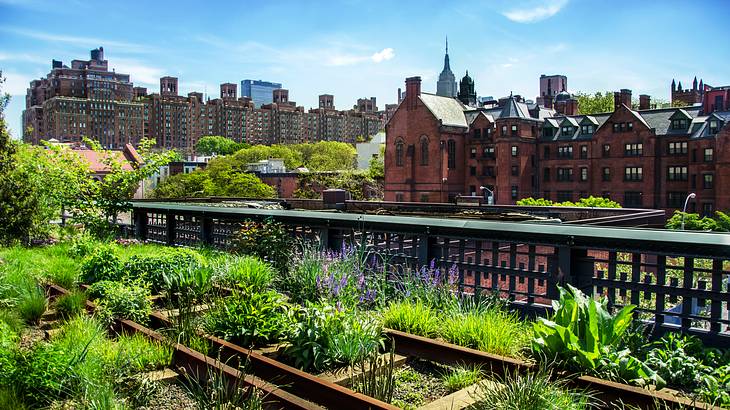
[[551, 240, 594, 298], [201, 216, 213, 246], [166, 212, 176, 246], [133, 208, 147, 242]]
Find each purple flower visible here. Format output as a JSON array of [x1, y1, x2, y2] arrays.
[[429, 259, 436, 270], [448, 263, 459, 285], [336, 301, 342, 312], [357, 273, 365, 290], [316, 275, 322, 290]]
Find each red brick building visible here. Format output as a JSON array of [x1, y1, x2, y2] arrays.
[[385, 76, 730, 214]]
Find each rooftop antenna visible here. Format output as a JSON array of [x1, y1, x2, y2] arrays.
[[446, 36, 448, 54]]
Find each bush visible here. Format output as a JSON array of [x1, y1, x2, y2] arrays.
[[125, 247, 205, 291], [113, 332, 172, 372], [231, 219, 293, 274], [55, 291, 87, 320], [17, 286, 47, 324], [80, 246, 123, 284], [0, 321, 20, 387], [89, 280, 151, 325], [381, 300, 439, 338], [516, 196, 621, 208], [204, 287, 291, 347], [217, 255, 275, 292], [440, 307, 527, 358], [665, 210, 730, 232]]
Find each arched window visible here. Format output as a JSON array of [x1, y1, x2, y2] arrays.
[[420, 136, 429, 166], [447, 139, 456, 169], [395, 139, 404, 167]]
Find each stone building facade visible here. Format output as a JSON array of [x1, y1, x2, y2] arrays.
[[385, 76, 730, 213]]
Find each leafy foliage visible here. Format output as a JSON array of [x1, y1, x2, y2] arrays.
[[381, 300, 439, 338], [665, 210, 730, 232], [17, 286, 47, 324], [293, 170, 382, 200], [80, 246, 124, 284], [54, 291, 87, 320], [576, 91, 614, 115], [217, 255, 275, 293], [125, 247, 205, 291], [440, 364, 483, 393], [231, 219, 293, 274], [152, 167, 275, 199], [88, 280, 152, 325], [195, 135, 248, 156], [441, 307, 527, 357], [532, 285, 662, 387], [517, 196, 621, 208]]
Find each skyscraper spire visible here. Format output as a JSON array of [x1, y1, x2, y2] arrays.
[[437, 36, 457, 97], [446, 36, 448, 55]]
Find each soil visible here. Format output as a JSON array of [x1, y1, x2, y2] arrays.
[[391, 358, 449, 409], [135, 382, 198, 410], [19, 325, 46, 349]]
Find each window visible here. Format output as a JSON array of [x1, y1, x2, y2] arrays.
[[612, 123, 619, 133], [558, 146, 573, 158], [557, 167, 574, 182], [671, 118, 688, 129], [580, 167, 588, 181], [511, 165, 519, 176], [667, 192, 686, 208], [484, 128, 492, 139], [703, 173, 714, 189], [447, 140, 456, 169], [580, 145, 588, 159], [511, 186, 518, 200], [543, 146, 550, 159], [511, 145, 518, 156], [473, 128, 481, 139], [602, 167, 611, 181], [482, 166, 495, 176], [624, 167, 643, 181], [580, 125, 595, 135], [704, 148, 714, 162], [470, 147, 476, 159], [469, 185, 477, 195], [543, 167, 550, 181], [395, 141, 404, 166], [470, 166, 477, 176], [420, 138, 429, 166], [602, 144, 610, 158], [668, 141, 688, 155], [709, 120, 719, 134], [702, 202, 714, 217], [667, 166, 688, 181], [420, 194, 429, 202], [627, 122, 633, 131], [624, 143, 643, 156], [501, 125, 507, 135], [624, 191, 643, 207], [557, 191, 573, 202], [561, 126, 573, 135], [511, 125, 518, 135]]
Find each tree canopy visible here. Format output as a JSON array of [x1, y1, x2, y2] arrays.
[[517, 196, 621, 208], [575, 91, 614, 115], [195, 135, 248, 156]]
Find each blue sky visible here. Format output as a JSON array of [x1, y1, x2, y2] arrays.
[[2, 0, 729, 139]]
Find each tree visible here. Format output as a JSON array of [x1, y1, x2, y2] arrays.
[[293, 141, 356, 171], [671, 99, 689, 108], [666, 210, 730, 232], [195, 135, 247, 156], [231, 144, 302, 169], [367, 145, 385, 180], [576, 91, 614, 115]]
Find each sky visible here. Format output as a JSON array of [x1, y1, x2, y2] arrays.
[[1, 0, 729, 139]]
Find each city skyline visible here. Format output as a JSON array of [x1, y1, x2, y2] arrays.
[[2, 0, 730, 139]]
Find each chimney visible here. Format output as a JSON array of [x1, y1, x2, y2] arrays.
[[398, 88, 402, 103], [544, 95, 553, 109], [620, 89, 632, 108], [565, 98, 578, 116], [405, 76, 421, 110], [613, 92, 621, 110], [639, 94, 651, 110]]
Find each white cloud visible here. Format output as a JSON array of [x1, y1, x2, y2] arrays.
[[111, 58, 165, 87], [2, 71, 35, 95], [502, 0, 568, 23], [0, 52, 48, 65], [371, 48, 395, 63], [0, 27, 152, 52]]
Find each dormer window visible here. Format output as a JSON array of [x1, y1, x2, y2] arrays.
[[709, 120, 720, 134], [580, 125, 594, 134], [543, 127, 554, 137], [561, 126, 573, 135], [671, 118, 688, 130]]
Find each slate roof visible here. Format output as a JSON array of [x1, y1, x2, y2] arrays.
[[540, 113, 611, 141], [499, 96, 536, 120], [637, 106, 702, 136], [419, 93, 468, 128]]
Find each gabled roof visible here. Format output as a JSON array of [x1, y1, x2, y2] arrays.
[[638, 105, 702, 136], [419, 93, 468, 128], [468, 110, 494, 125], [544, 118, 559, 128], [580, 116, 598, 126], [559, 117, 579, 127], [669, 108, 692, 120], [499, 96, 533, 120]]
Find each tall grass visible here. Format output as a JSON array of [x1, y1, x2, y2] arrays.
[[55, 290, 87, 320], [381, 300, 440, 338], [440, 307, 528, 358], [217, 255, 275, 292], [17, 286, 47, 324], [440, 364, 483, 393]]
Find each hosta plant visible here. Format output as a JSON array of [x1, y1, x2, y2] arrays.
[[532, 284, 663, 388]]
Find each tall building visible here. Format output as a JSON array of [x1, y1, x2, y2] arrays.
[[436, 38, 457, 98], [241, 79, 282, 108], [457, 71, 476, 107], [22, 47, 143, 147], [319, 94, 335, 110], [355, 97, 378, 113], [385, 76, 730, 214]]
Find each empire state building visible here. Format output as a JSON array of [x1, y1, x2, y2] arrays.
[[436, 38, 457, 97]]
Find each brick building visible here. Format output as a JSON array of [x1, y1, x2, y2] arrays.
[[23, 48, 385, 152], [385, 76, 730, 213]]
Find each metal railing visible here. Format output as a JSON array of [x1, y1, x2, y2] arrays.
[[130, 201, 730, 346]]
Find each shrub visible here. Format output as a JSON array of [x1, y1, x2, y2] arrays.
[[516, 196, 621, 208], [381, 300, 439, 338], [231, 219, 293, 274], [440, 364, 483, 393], [17, 286, 47, 324], [0, 321, 20, 387], [218, 255, 275, 292], [125, 247, 205, 291], [441, 307, 527, 358], [67, 234, 100, 259], [80, 246, 123, 284], [471, 370, 595, 410], [49, 268, 79, 290], [532, 285, 662, 387], [89, 280, 152, 325], [665, 210, 730, 232], [113, 332, 172, 372], [55, 291, 87, 320], [204, 287, 291, 347], [393, 261, 459, 310]]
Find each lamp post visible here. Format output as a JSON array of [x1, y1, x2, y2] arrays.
[[480, 186, 494, 205], [680, 192, 696, 230]]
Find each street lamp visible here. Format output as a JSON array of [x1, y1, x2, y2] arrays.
[[680, 192, 696, 230], [480, 186, 494, 205]]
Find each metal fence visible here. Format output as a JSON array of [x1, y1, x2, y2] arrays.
[[131, 202, 730, 346]]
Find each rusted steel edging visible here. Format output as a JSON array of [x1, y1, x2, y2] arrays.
[[384, 328, 719, 410], [148, 311, 399, 410], [47, 284, 320, 410]]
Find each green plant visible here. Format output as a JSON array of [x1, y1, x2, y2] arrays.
[[204, 287, 290, 347], [114, 332, 172, 372], [381, 300, 439, 338], [49, 267, 79, 290], [350, 339, 396, 403], [231, 219, 293, 274], [218, 255, 275, 292], [440, 364, 483, 393], [665, 210, 730, 232], [125, 247, 205, 291], [80, 246, 123, 284], [471, 370, 596, 410], [55, 291, 87, 320], [441, 307, 527, 358], [532, 285, 662, 387], [17, 286, 47, 324], [89, 280, 152, 325], [179, 355, 264, 410]]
